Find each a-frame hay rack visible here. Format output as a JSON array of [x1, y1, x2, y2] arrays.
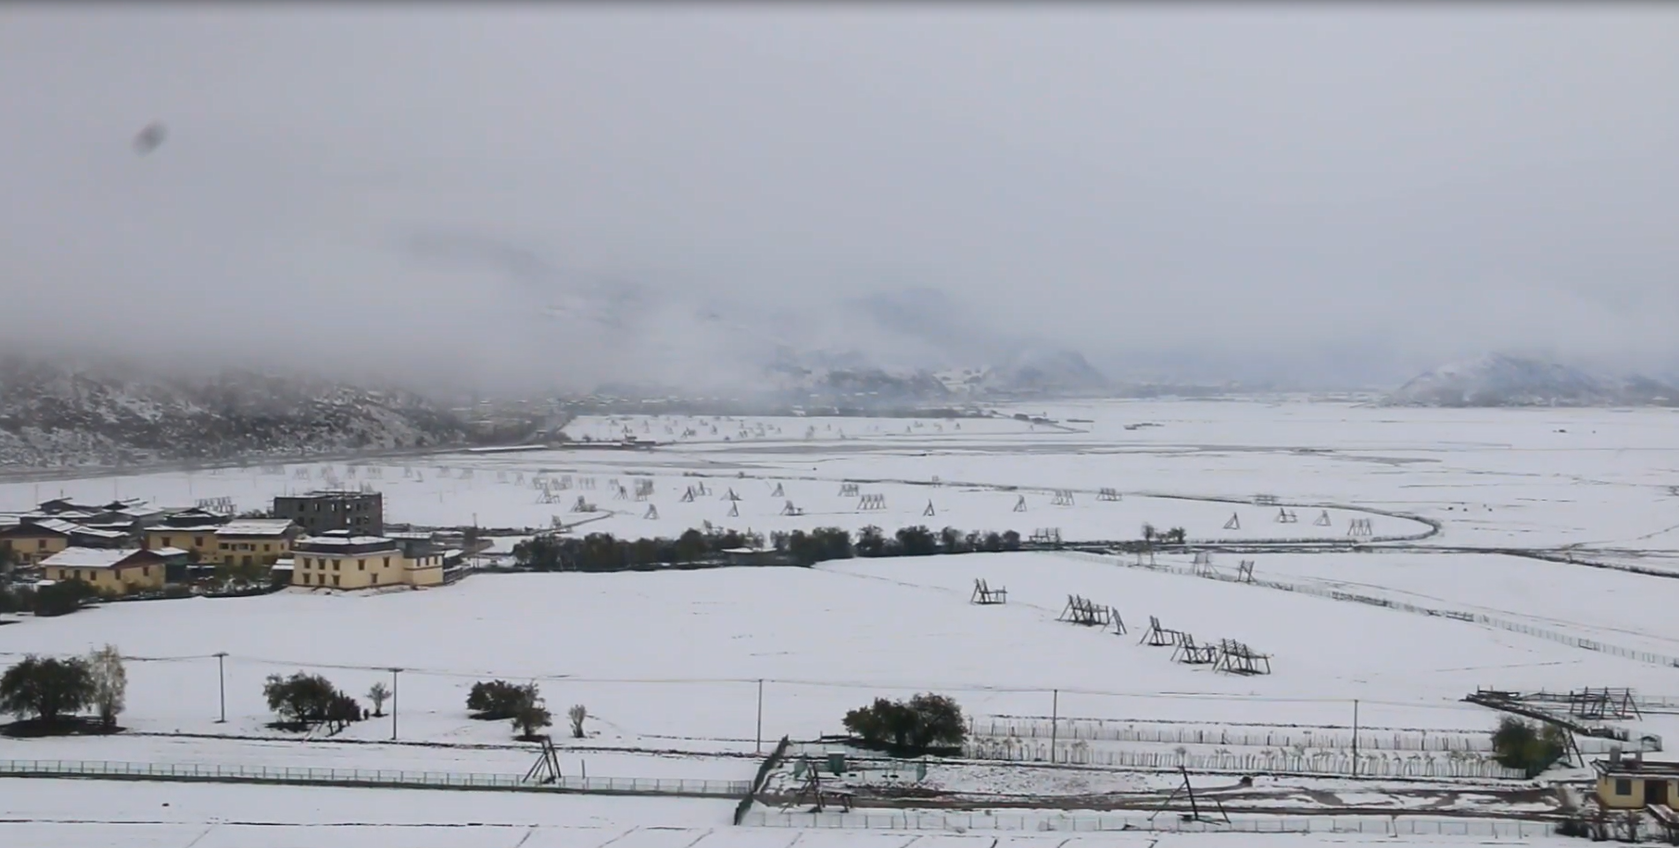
[[1140, 615, 1185, 647], [523, 736, 563, 785], [1214, 639, 1272, 675], [971, 578, 1008, 605]]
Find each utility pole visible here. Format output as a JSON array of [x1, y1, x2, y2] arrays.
[[214, 652, 228, 723], [1351, 699, 1360, 778], [1050, 689, 1060, 765], [755, 679, 764, 755], [390, 668, 402, 741]]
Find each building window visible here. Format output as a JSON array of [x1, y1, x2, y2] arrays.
[[195, 536, 204, 547], [302, 574, 310, 585], [383, 557, 390, 568], [1617, 778, 1633, 795], [263, 543, 271, 552], [371, 573, 378, 585], [358, 561, 365, 571], [37, 540, 47, 550], [332, 575, 340, 587], [333, 561, 340, 571], [142, 567, 149, 577], [161, 537, 171, 547]]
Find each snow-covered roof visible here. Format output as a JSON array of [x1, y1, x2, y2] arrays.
[[216, 519, 296, 537], [150, 524, 223, 533], [40, 547, 148, 569], [152, 547, 189, 557], [296, 534, 395, 547], [17, 518, 128, 539]]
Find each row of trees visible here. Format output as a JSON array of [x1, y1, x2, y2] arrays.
[[261, 673, 368, 733], [466, 679, 587, 740], [0, 647, 126, 732], [513, 524, 1032, 572], [842, 693, 966, 755], [0, 580, 100, 618]]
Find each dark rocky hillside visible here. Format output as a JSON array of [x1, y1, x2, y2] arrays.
[[0, 356, 471, 469]]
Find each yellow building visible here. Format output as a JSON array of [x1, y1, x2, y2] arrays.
[[213, 519, 299, 568], [0, 519, 129, 566], [292, 532, 446, 590], [1594, 755, 1679, 809], [39, 547, 169, 595], [141, 507, 228, 559]]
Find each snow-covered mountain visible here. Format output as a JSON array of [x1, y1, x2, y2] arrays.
[[1386, 354, 1679, 407], [0, 356, 471, 468]]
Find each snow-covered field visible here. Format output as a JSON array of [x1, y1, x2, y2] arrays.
[[0, 778, 1574, 847], [5, 399, 1678, 843]]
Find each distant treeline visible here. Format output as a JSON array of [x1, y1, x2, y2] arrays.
[[511, 525, 1026, 572]]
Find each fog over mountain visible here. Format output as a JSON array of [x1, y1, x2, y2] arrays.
[[2, 6, 1676, 397]]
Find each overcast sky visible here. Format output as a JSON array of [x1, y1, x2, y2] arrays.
[[1, 4, 1675, 392]]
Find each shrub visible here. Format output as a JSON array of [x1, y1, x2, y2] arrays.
[[842, 692, 966, 754], [0, 655, 96, 725], [568, 704, 587, 738], [468, 679, 536, 720], [1491, 716, 1567, 777], [33, 580, 96, 617]]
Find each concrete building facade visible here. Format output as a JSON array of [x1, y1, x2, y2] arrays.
[[273, 491, 384, 536]]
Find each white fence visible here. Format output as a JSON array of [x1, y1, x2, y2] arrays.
[[0, 759, 748, 797], [968, 715, 1627, 755], [962, 739, 1526, 779], [1059, 550, 1679, 669], [744, 810, 1554, 837]]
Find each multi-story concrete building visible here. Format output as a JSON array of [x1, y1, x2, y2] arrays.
[[292, 531, 444, 590], [272, 490, 384, 536], [39, 547, 169, 595]]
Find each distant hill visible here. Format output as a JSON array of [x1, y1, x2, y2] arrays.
[[1386, 354, 1679, 407], [0, 356, 471, 469]]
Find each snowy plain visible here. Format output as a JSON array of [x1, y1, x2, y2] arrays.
[[4, 398, 1678, 844]]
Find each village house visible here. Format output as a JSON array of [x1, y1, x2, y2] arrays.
[[292, 530, 443, 590], [143, 508, 230, 560], [0, 518, 131, 566], [213, 519, 300, 568], [1594, 751, 1679, 809], [39, 547, 169, 595]]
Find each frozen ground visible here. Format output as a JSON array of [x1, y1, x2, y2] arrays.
[[4, 399, 1677, 843]]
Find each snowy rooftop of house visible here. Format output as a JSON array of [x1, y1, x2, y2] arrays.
[[152, 547, 189, 557], [39, 547, 146, 569], [296, 533, 395, 547], [721, 547, 773, 554], [216, 519, 295, 537], [20, 518, 128, 539], [386, 532, 436, 541]]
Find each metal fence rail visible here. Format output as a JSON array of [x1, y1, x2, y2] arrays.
[[743, 810, 1554, 837], [0, 759, 749, 797], [961, 740, 1525, 780], [1057, 550, 1679, 669], [966, 716, 1628, 755]]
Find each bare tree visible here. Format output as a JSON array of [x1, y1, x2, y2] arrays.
[[86, 645, 126, 729], [367, 681, 390, 717], [568, 704, 587, 739]]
